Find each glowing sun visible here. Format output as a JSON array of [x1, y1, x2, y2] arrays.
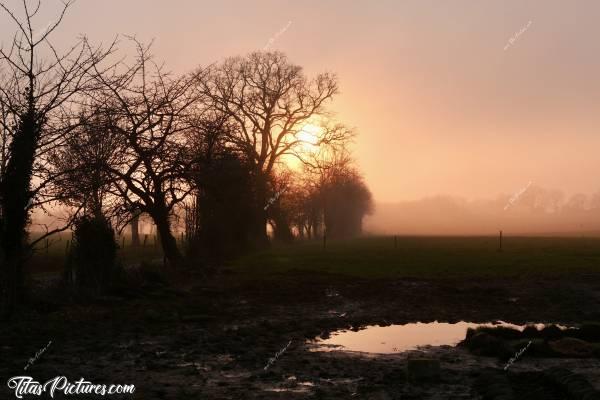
[[281, 123, 324, 169], [296, 123, 321, 152]]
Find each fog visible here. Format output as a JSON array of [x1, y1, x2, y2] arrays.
[[32, 184, 600, 237], [365, 185, 600, 236]]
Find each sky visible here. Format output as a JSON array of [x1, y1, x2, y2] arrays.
[[2, 0, 600, 203]]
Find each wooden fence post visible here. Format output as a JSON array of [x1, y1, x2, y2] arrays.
[[498, 230, 503, 252]]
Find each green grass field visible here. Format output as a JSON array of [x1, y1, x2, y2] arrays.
[[230, 235, 600, 279], [26, 234, 600, 280]]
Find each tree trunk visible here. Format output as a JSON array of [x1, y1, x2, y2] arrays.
[[130, 210, 141, 247], [248, 173, 269, 249], [0, 107, 38, 318], [311, 216, 321, 239], [151, 208, 183, 268], [249, 209, 269, 249], [90, 189, 104, 221], [270, 205, 294, 243], [297, 225, 305, 240]]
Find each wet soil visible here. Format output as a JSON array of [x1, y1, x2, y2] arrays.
[[2, 270, 600, 399]]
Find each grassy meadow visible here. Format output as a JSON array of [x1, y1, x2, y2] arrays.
[[26, 233, 600, 280], [230, 235, 600, 280]]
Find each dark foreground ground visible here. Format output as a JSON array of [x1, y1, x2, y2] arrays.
[[2, 236, 600, 399]]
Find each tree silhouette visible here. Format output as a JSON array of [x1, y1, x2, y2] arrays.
[[303, 146, 373, 239], [0, 0, 113, 316], [48, 109, 121, 221], [89, 40, 197, 268], [196, 51, 349, 247]]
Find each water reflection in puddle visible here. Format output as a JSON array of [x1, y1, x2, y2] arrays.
[[263, 376, 315, 393], [263, 387, 313, 393], [313, 321, 560, 354]]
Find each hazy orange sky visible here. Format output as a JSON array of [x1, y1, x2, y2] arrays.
[[3, 0, 600, 202]]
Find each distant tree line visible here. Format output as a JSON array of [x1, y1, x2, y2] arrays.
[[0, 1, 373, 317], [369, 186, 600, 236]]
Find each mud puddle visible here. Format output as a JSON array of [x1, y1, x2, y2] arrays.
[[311, 321, 570, 353]]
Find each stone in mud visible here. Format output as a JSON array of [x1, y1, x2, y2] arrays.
[[465, 332, 513, 359], [540, 324, 564, 340], [521, 325, 540, 338], [406, 358, 440, 382], [465, 326, 522, 341], [549, 338, 594, 358]]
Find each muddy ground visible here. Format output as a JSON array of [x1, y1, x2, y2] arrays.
[[2, 269, 600, 399]]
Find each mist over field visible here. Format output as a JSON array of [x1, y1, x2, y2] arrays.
[[366, 186, 600, 236], [31, 184, 600, 237]]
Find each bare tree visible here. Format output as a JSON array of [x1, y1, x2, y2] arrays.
[[275, 181, 318, 240], [301, 145, 372, 238], [48, 108, 122, 220], [195, 51, 350, 246], [90, 40, 198, 268], [0, 0, 113, 316]]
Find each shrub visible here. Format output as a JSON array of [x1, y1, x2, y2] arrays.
[[65, 215, 118, 291]]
